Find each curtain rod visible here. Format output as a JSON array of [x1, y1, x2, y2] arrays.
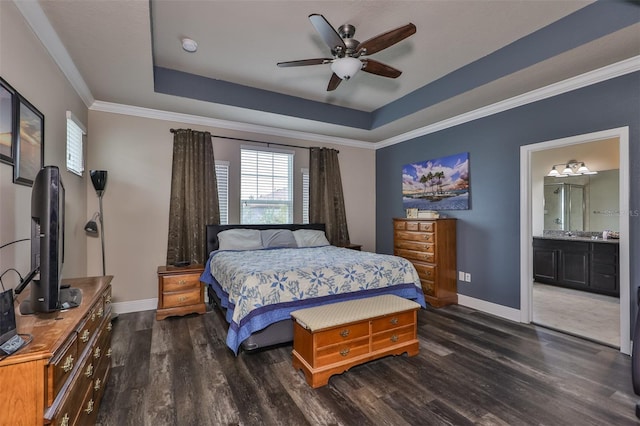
[[169, 128, 338, 153]]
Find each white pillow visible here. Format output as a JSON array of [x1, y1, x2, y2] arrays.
[[217, 229, 263, 251], [293, 229, 330, 247]]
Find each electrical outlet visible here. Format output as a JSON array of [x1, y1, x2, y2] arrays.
[[459, 271, 465, 281], [465, 272, 471, 282]]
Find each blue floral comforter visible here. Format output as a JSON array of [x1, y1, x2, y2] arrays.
[[200, 245, 426, 354]]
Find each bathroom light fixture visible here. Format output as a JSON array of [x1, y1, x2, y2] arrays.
[[330, 57, 362, 80], [547, 160, 598, 177], [181, 38, 198, 53]]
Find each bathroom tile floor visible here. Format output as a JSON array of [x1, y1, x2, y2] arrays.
[[532, 282, 620, 348]]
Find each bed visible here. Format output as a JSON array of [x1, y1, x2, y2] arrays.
[[200, 223, 426, 354]]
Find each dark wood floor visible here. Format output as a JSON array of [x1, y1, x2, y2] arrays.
[[97, 304, 638, 425]]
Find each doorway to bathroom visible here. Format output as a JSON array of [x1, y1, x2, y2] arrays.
[[520, 127, 630, 354]]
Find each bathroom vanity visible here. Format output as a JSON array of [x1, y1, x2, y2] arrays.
[[533, 236, 619, 297]]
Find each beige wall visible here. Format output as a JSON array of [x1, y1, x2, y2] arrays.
[[87, 110, 376, 305], [0, 2, 88, 289]]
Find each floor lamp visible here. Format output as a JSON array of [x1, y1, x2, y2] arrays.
[[87, 170, 107, 276]]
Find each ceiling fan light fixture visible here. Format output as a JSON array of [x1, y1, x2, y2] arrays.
[[331, 57, 362, 80], [181, 38, 198, 53]]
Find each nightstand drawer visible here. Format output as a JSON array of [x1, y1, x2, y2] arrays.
[[162, 288, 201, 308], [162, 274, 201, 292]]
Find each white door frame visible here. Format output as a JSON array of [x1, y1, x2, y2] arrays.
[[519, 126, 630, 355]]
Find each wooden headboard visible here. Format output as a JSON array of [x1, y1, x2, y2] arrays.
[[206, 223, 326, 254]]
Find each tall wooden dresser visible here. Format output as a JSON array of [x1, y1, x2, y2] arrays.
[[0, 276, 113, 425], [393, 218, 457, 307]]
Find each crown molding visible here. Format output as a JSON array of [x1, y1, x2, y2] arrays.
[[375, 56, 640, 149], [13, 0, 94, 107], [20, 0, 637, 151], [89, 101, 376, 150]]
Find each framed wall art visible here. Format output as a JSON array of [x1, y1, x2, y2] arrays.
[[13, 94, 44, 186], [0, 77, 16, 165], [402, 152, 470, 211]]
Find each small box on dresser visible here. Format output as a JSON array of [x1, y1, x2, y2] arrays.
[[393, 218, 457, 307], [156, 264, 206, 320]]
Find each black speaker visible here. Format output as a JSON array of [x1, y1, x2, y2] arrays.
[[90, 170, 108, 193]]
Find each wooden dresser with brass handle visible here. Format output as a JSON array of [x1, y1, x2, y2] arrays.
[[0, 276, 113, 425], [393, 218, 457, 307], [156, 264, 206, 320], [291, 295, 420, 388]]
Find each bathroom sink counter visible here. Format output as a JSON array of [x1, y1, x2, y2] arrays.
[[534, 235, 619, 244]]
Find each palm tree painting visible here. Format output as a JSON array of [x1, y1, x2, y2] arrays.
[[402, 152, 470, 210]]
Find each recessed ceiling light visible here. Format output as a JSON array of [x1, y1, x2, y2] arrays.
[[181, 38, 198, 53]]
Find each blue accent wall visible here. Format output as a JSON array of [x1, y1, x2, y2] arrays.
[[376, 72, 640, 314]]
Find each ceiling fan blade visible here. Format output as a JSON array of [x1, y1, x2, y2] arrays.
[[327, 73, 342, 91], [362, 59, 402, 78], [277, 58, 332, 67], [309, 14, 347, 54], [357, 23, 416, 56]]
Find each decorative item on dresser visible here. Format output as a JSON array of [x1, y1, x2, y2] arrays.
[[393, 218, 457, 307], [0, 276, 113, 425], [156, 264, 206, 320]]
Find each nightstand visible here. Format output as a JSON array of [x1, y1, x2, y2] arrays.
[[156, 264, 206, 320]]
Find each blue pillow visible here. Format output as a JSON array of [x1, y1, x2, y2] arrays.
[[261, 229, 298, 248]]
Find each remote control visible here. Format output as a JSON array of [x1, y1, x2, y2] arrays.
[[0, 334, 25, 355]]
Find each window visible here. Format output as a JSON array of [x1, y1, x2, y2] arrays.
[[215, 161, 229, 225], [240, 147, 293, 224], [302, 168, 309, 224], [66, 111, 86, 176]]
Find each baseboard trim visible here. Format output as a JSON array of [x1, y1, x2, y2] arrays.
[[112, 298, 157, 315], [457, 294, 521, 322]]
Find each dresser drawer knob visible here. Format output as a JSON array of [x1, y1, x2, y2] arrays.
[[94, 347, 101, 359], [105, 295, 112, 304], [97, 307, 104, 318], [106, 348, 112, 358], [340, 348, 350, 357], [60, 413, 70, 426], [390, 317, 399, 325], [178, 296, 187, 302], [85, 363, 93, 378], [390, 334, 399, 342], [62, 355, 74, 372], [91, 312, 96, 322], [107, 322, 113, 332], [84, 399, 94, 414], [340, 329, 350, 338], [81, 329, 91, 343], [178, 279, 187, 286], [94, 378, 102, 391]]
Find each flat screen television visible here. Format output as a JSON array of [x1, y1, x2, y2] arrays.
[[15, 166, 81, 314]]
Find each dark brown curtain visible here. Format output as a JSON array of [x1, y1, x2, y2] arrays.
[[166, 129, 220, 265], [309, 147, 350, 246]]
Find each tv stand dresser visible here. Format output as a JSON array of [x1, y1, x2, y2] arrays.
[[0, 276, 113, 425]]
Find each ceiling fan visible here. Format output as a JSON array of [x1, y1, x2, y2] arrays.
[[277, 14, 416, 91]]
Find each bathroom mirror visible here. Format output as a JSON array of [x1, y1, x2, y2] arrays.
[[543, 169, 619, 232]]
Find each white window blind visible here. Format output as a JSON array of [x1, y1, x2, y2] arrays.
[[66, 111, 85, 176], [240, 147, 293, 224], [215, 161, 229, 225], [302, 168, 309, 224]]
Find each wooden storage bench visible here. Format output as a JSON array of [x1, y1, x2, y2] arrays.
[[290, 294, 421, 388]]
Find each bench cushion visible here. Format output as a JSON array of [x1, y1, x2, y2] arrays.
[[290, 295, 421, 332]]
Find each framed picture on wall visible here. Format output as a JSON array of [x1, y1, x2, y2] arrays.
[[0, 77, 16, 165], [402, 152, 470, 211], [13, 95, 44, 186]]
